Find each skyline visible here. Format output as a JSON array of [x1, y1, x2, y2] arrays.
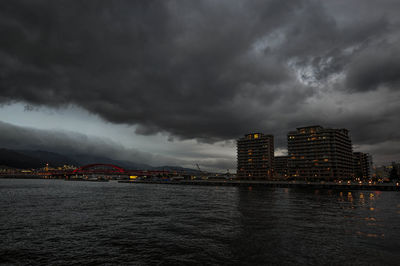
[[0, 115, 394, 171], [1, 0, 400, 171]]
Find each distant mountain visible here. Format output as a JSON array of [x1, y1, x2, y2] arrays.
[[153, 165, 202, 174], [70, 154, 153, 170], [19, 150, 78, 167], [0, 149, 45, 169], [0, 148, 199, 173]]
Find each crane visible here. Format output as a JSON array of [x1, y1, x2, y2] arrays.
[[195, 163, 207, 180]]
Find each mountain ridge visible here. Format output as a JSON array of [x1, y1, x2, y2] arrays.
[[0, 148, 200, 173]]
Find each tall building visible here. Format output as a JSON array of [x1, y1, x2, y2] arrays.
[[353, 152, 372, 179], [287, 125, 353, 181], [274, 156, 289, 179], [237, 133, 274, 180]]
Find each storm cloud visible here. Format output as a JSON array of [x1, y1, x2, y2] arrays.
[[0, 120, 153, 163], [0, 120, 237, 170], [0, 0, 400, 164]]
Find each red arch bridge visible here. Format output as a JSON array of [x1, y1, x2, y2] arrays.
[[46, 163, 171, 179]]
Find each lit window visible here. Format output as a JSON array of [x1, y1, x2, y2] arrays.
[[254, 134, 259, 139]]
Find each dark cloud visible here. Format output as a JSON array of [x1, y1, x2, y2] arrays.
[[0, 120, 151, 162], [0, 0, 400, 161], [346, 45, 400, 92], [0, 120, 236, 170]]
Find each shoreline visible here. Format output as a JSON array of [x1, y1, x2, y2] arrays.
[[118, 180, 400, 191], [1, 177, 398, 191]]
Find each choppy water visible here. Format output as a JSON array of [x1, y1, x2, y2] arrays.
[[1, 179, 400, 265]]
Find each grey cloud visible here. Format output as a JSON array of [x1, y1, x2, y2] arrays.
[[346, 44, 400, 92], [0, 120, 152, 163], [0, 120, 235, 171], [0, 0, 400, 160], [0, 0, 323, 140]]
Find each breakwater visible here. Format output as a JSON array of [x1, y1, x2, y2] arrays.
[[119, 180, 400, 191]]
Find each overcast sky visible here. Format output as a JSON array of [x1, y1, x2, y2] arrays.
[[1, 0, 399, 171]]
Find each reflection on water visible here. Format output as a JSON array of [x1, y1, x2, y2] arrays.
[[1, 179, 400, 265], [234, 187, 400, 265]]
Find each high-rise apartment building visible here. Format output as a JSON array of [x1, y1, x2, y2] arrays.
[[353, 152, 372, 179], [287, 126, 353, 181], [274, 156, 289, 179], [237, 133, 274, 180]]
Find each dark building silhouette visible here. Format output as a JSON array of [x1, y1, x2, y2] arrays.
[[353, 152, 372, 179], [237, 133, 274, 180], [287, 126, 353, 181], [274, 156, 289, 179]]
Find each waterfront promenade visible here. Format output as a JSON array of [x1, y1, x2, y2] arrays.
[[119, 180, 400, 191]]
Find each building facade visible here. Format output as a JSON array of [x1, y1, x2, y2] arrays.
[[274, 156, 289, 179], [287, 126, 354, 181], [353, 152, 372, 179], [237, 133, 274, 180]]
